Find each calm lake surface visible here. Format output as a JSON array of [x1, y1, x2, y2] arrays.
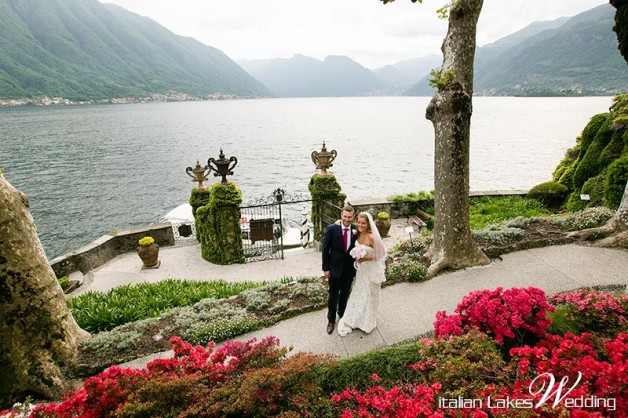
[[0, 96, 614, 259]]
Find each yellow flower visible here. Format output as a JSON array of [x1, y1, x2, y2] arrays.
[[377, 212, 390, 220], [138, 236, 155, 246]]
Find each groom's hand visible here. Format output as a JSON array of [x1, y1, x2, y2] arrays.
[[323, 271, 330, 280]]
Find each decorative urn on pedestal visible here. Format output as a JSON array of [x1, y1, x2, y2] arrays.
[[137, 236, 160, 269], [375, 211, 391, 237], [311, 141, 337, 176]]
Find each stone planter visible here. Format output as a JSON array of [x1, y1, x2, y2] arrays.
[[137, 243, 160, 269], [375, 219, 391, 237]]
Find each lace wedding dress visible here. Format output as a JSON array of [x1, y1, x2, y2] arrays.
[[338, 244, 386, 336]]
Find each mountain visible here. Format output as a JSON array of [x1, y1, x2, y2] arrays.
[[406, 4, 627, 96], [373, 55, 441, 90], [0, 0, 272, 101], [238, 54, 392, 97]]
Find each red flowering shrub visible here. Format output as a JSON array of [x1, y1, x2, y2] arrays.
[[548, 289, 627, 337], [508, 333, 628, 417], [31, 336, 330, 418], [434, 287, 555, 346], [332, 379, 447, 418]]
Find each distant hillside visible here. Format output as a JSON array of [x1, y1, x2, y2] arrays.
[[373, 55, 441, 91], [238, 54, 392, 97], [0, 0, 272, 100], [407, 4, 627, 97]]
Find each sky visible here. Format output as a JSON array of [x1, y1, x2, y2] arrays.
[[102, 0, 610, 69]]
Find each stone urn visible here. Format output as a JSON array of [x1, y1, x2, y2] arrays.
[[137, 237, 160, 269], [375, 212, 391, 237]]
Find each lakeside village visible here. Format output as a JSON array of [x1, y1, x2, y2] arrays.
[[0, 91, 241, 107]]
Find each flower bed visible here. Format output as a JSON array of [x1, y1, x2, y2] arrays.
[[4, 287, 626, 417]]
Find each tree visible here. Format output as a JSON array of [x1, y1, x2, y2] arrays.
[[568, 2, 628, 248], [0, 173, 89, 408], [381, 0, 489, 276], [610, 0, 627, 63]]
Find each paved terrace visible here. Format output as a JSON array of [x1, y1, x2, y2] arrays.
[[72, 219, 628, 369]]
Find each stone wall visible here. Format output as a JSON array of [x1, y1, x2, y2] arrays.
[[50, 223, 174, 278]]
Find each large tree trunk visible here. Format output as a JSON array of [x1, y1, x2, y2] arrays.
[[425, 0, 490, 276], [569, 180, 628, 248], [0, 173, 89, 408]]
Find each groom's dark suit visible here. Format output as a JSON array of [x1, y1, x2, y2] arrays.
[[322, 222, 357, 324]]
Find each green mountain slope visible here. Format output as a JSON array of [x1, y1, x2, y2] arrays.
[[474, 4, 627, 96], [0, 0, 272, 100], [406, 4, 627, 97]]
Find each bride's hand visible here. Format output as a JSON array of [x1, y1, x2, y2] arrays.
[[334, 219, 341, 226]]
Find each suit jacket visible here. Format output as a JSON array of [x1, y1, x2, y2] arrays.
[[322, 223, 357, 280]]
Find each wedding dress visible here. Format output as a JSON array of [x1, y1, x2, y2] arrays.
[[338, 238, 386, 336]]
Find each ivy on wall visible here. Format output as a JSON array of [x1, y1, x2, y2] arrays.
[[195, 182, 244, 265], [190, 188, 211, 243], [308, 174, 346, 243]]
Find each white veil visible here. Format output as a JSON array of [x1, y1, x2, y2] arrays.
[[364, 212, 386, 263]]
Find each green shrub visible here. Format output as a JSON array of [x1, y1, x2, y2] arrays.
[[70, 279, 266, 333], [389, 190, 434, 215], [386, 259, 428, 283], [309, 343, 425, 392], [605, 154, 628, 209], [552, 145, 580, 186], [581, 173, 607, 208], [545, 305, 584, 336], [566, 190, 587, 212], [57, 275, 70, 291], [527, 181, 569, 209], [573, 116, 613, 189]]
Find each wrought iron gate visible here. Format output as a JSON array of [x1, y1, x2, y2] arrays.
[[239, 188, 314, 262]]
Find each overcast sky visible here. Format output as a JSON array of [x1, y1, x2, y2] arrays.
[[103, 0, 609, 69]]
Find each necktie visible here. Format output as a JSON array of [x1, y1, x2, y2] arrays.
[[343, 227, 348, 252]]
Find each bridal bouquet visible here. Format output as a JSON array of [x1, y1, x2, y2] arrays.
[[350, 246, 366, 269]]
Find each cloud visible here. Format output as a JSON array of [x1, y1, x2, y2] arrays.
[[102, 0, 609, 68]]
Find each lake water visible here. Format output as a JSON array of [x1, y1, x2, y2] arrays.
[[0, 96, 614, 259]]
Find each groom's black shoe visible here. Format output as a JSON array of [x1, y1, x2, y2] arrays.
[[327, 322, 334, 334]]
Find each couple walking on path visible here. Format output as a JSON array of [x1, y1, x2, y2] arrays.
[[322, 205, 386, 336]]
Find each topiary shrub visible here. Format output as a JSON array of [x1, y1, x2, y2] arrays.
[[527, 181, 569, 209], [552, 145, 580, 189], [565, 190, 587, 212], [573, 116, 613, 189], [580, 173, 607, 208], [605, 154, 628, 209]]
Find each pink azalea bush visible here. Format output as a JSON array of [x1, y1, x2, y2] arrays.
[[548, 289, 627, 335], [433, 287, 555, 345]]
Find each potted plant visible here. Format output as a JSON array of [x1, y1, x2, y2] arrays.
[[137, 236, 160, 269], [375, 211, 392, 237]]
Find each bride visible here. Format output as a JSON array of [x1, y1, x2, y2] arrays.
[[338, 212, 386, 336]]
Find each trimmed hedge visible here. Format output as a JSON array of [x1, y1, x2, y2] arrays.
[[527, 181, 569, 209]]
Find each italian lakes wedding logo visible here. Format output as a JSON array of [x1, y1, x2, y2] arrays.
[[438, 372, 617, 412]]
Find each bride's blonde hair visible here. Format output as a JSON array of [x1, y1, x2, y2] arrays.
[[356, 212, 372, 234]]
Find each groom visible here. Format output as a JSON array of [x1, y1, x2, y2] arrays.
[[322, 205, 357, 334]]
